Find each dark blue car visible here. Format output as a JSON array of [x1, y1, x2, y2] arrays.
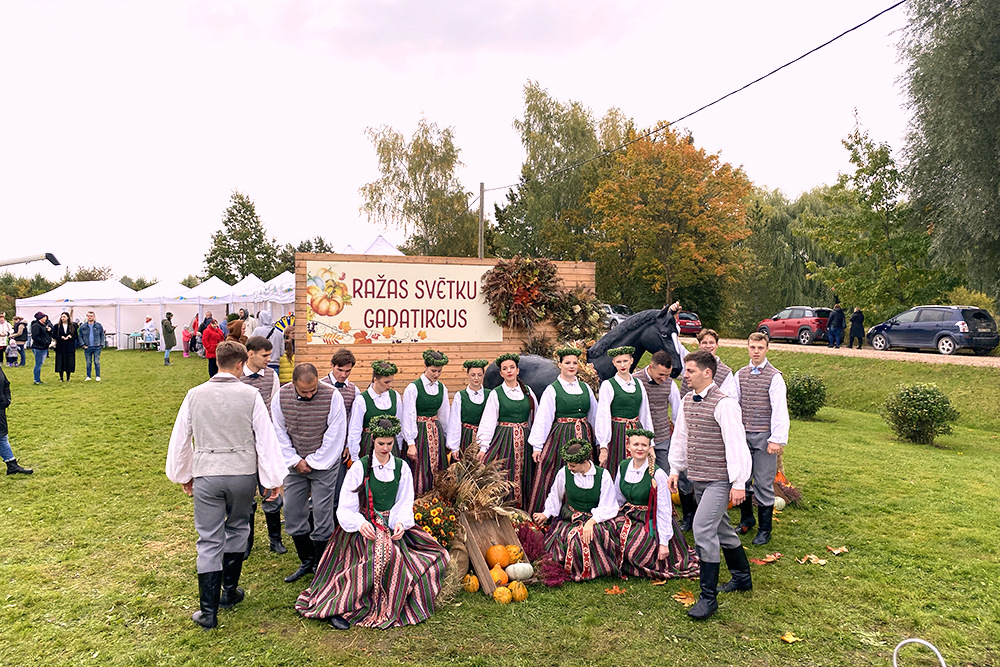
[[867, 306, 999, 355]]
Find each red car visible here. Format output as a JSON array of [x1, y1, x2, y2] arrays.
[[677, 311, 702, 336], [757, 307, 831, 345]]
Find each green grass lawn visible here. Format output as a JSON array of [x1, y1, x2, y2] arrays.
[[1, 350, 998, 666]]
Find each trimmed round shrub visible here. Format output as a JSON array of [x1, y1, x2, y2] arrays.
[[878, 383, 959, 445], [785, 371, 827, 420]]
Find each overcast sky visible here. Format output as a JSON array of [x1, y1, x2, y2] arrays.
[[0, 0, 910, 286]]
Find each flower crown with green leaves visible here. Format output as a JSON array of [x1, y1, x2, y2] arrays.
[[625, 428, 655, 441], [555, 347, 584, 361], [560, 438, 593, 464], [463, 359, 489, 370], [371, 360, 398, 377], [422, 349, 449, 367], [494, 352, 520, 367], [368, 414, 402, 439], [607, 345, 636, 359]]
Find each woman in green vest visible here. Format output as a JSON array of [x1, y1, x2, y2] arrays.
[[402, 350, 452, 496], [532, 439, 620, 581], [611, 429, 699, 580], [595, 346, 654, 478], [296, 415, 449, 630], [348, 360, 402, 461], [447, 359, 492, 452], [526, 347, 598, 515], [476, 353, 537, 508]]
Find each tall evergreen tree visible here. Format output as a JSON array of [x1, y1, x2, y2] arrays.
[[204, 190, 281, 283]]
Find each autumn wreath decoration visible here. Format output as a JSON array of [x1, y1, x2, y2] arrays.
[[481, 256, 562, 330], [414, 496, 458, 549]]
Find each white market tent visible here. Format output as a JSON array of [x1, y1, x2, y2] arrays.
[[228, 274, 266, 315], [363, 235, 404, 256], [131, 282, 198, 351], [253, 271, 294, 322], [185, 276, 233, 305], [16, 280, 138, 349]]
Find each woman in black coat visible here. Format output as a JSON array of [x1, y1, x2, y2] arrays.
[[848, 307, 865, 349], [54, 312, 78, 382]]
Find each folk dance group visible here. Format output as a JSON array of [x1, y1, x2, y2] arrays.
[[166, 329, 788, 629]]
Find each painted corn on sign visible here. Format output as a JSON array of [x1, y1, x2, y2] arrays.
[[305, 260, 503, 345]]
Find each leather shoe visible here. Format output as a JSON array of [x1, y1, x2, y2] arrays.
[[328, 615, 350, 630], [751, 530, 771, 546]]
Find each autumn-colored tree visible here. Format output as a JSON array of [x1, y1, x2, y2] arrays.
[[589, 127, 753, 320]]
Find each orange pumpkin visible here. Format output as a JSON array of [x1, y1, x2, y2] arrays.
[[490, 563, 509, 587], [462, 574, 479, 593], [493, 586, 512, 604], [508, 580, 528, 602], [486, 544, 511, 569]]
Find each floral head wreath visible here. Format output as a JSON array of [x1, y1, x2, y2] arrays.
[[422, 349, 449, 367], [463, 359, 489, 370], [371, 359, 398, 377], [560, 438, 593, 464], [494, 352, 520, 367], [555, 347, 584, 362], [607, 345, 636, 359], [368, 414, 402, 439], [625, 428, 655, 441]]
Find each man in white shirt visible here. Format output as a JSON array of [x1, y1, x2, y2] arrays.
[[669, 350, 752, 621], [165, 341, 287, 630]]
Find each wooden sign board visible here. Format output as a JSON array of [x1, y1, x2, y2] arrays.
[[458, 512, 528, 596]]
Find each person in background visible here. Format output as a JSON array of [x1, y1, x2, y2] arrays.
[[182, 326, 193, 358], [679, 329, 736, 398], [162, 312, 176, 366], [1, 365, 34, 475], [346, 360, 403, 463], [0, 313, 12, 360], [401, 350, 452, 497], [5, 340, 18, 367], [202, 319, 225, 378], [250, 312, 283, 374], [199, 311, 212, 336], [279, 326, 295, 384], [226, 319, 248, 346], [447, 359, 491, 453], [11, 316, 28, 367], [142, 316, 158, 346], [77, 311, 105, 382], [30, 312, 53, 385], [54, 312, 78, 382], [320, 348, 362, 510], [826, 304, 846, 349], [848, 307, 865, 349]]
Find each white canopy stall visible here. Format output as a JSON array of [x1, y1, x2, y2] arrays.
[[15, 280, 138, 349], [227, 274, 265, 317], [253, 271, 294, 323], [131, 282, 198, 351], [183, 276, 233, 324]]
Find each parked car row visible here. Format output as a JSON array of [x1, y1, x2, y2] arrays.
[[756, 307, 831, 346]]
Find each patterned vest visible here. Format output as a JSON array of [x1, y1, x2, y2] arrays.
[[362, 456, 402, 514], [679, 357, 732, 397], [633, 367, 673, 444], [737, 363, 781, 433], [321, 374, 359, 420], [497, 385, 531, 423], [564, 466, 603, 514], [460, 388, 491, 426], [413, 378, 444, 417], [617, 460, 653, 505], [552, 380, 590, 419], [609, 377, 642, 419], [188, 375, 258, 477], [683, 386, 728, 482], [278, 381, 336, 458], [240, 366, 277, 419]]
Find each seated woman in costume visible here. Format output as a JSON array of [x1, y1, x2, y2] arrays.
[[532, 438, 620, 582], [295, 415, 449, 630], [611, 429, 699, 580]]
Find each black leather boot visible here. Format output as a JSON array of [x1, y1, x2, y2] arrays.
[[5, 459, 33, 475], [752, 504, 773, 545], [284, 534, 315, 583], [678, 492, 697, 532], [219, 553, 245, 608], [192, 571, 222, 630], [244, 502, 257, 560], [687, 559, 720, 620], [736, 492, 755, 535], [312, 539, 329, 570], [720, 546, 753, 592], [264, 510, 287, 554]]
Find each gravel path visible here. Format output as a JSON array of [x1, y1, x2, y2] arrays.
[[710, 338, 1000, 368]]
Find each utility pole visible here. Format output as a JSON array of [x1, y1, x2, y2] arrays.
[[478, 182, 485, 259]]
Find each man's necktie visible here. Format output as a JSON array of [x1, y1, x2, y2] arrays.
[[693, 395, 703, 402], [249, 373, 261, 379], [335, 382, 346, 388], [751, 367, 761, 375]]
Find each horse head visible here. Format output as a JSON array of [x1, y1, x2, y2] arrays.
[[587, 305, 684, 380], [637, 306, 683, 378]]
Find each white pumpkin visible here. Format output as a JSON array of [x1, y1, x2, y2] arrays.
[[774, 496, 787, 511], [505, 562, 534, 582]]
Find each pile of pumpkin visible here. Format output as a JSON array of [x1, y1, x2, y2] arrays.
[[462, 544, 534, 604]]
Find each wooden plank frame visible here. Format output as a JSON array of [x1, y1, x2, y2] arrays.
[[293, 253, 596, 393], [458, 512, 528, 596]]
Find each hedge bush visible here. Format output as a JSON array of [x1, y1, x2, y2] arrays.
[[879, 383, 959, 445], [785, 371, 827, 419]]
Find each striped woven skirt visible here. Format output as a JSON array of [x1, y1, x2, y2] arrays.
[[611, 503, 699, 580], [295, 511, 449, 629], [483, 421, 533, 509], [544, 511, 619, 582], [604, 416, 640, 479], [459, 423, 479, 451], [410, 416, 448, 497], [526, 418, 595, 515]]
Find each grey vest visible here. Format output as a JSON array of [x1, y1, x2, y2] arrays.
[[189, 375, 259, 477], [241, 366, 277, 419], [679, 357, 732, 397], [321, 375, 359, 422], [683, 386, 728, 482], [278, 382, 335, 458], [737, 363, 781, 433], [633, 367, 673, 443]]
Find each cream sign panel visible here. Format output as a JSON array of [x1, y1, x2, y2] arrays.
[[305, 261, 503, 345]]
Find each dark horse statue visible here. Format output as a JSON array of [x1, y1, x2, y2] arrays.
[[484, 306, 684, 399]]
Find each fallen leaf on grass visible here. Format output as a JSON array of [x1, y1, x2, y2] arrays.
[[672, 589, 696, 607], [797, 554, 827, 565], [750, 552, 782, 565], [780, 631, 803, 643], [826, 545, 849, 555], [604, 585, 627, 595], [649, 580, 667, 586]]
